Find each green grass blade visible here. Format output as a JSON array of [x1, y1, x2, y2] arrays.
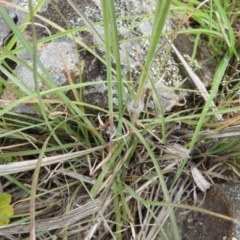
[[132, 0, 172, 119]]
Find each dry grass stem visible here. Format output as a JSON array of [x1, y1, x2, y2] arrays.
[[0, 198, 101, 234], [0, 145, 106, 176], [170, 42, 222, 121]]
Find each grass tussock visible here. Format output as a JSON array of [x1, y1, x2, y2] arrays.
[[0, 0, 240, 239]]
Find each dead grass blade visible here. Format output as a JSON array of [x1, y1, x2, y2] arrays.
[[182, 126, 240, 140], [30, 135, 51, 239], [0, 145, 106, 176], [0, 198, 101, 234], [191, 164, 212, 192]]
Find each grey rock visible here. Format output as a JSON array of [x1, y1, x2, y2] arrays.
[[15, 0, 50, 24], [163, 184, 240, 240], [216, 183, 240, 239], [75, 0, 182, 112], [0, 2, 17, 46], [15, 37, 79, 92], [1, 0, 183, 114], [0, 35, 79, 112]]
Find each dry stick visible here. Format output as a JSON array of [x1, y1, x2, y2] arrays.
[[0, 199, 101, 234], [170, 42, 222, 121]]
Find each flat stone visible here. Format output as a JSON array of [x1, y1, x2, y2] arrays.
[[216, 183, 240, 239], [178, 187, 233, 240], [163, 184, 240, 240]]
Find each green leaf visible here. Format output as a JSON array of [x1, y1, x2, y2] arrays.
[[0, 193, 14, 226]]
